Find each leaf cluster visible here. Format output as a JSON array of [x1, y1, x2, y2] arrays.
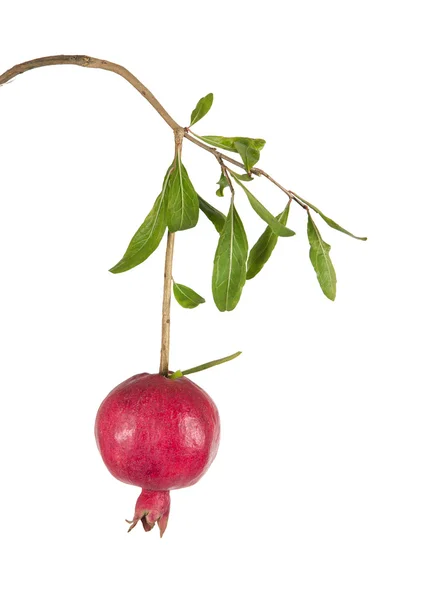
[[110, 93, 366, 308]]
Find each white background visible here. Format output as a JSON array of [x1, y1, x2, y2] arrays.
[[0, 1, 443, 599]]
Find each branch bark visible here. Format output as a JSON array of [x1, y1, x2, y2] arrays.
[[0, 54, 305, 207], [159, 230, 175, 376], [0, 55, 181, 131]]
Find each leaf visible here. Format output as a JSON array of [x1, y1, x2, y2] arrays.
[[166, 155, 199, 232], [198, 135, 237, 152], [232, 172, 254, 182], [302, 199, 367, 241], [234, 139, 260, 172], [198, 135, 266, 154], [198, 196, 226, 233], [169, 351, 242, 379], [189, 93, 214, 127], [212, 203, 248, 311], [247, 204, 290, 280], [307, 213, 337, 301], [232, 175, 295, 237], [173, 282, 205, 309], [109, 166, 172, 273], [216, 171, 229, 197]]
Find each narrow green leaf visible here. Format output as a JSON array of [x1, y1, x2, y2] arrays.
[[233, 175, 295, 238], [302, 199, 367, 241], [234, 139, 260, 172], [247, 204, 290, 280], [189, 93, 214, 127], [198, 196, 226, 233], [166, 155, 199, 232], [233, 172, 254, 182], [216, 171, 229, 197], [169, 351, 242, 379], [212, 203, 248, 312], [198, 135, 266, 154], [307, 213, 337, 301], [109, 166, 172, 273], [173, 282, 205, 309]]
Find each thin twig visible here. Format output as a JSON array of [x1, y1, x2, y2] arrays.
[[159, 230, 175, 376], [0, 54, 310, 213], [216, 155, 235, 197], [158, 129, 184, 375], [289, 190, 310, 209], [183, 132, 247, 171], [0, 55, 181, 131], [186, 132, 308, 208], [254, 171, 308, 209]]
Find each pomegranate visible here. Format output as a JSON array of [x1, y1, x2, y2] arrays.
[[95, 372, 220, 536]]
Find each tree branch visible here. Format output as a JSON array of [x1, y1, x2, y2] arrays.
[[0, 54, 309, 212], [158, 128, 184, 376], [184, 131, 248, 171], [159, 230, 175, 376], [185, 132, 307, 208], [0, 54, 181, 131]]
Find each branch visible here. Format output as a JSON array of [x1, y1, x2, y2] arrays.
[[158, 128, 184, 376], [216, 154, 235, 198], [185, 132, 307, 208], [184, 131, 248, 171], [0, 54, 308, 211], [159, 230, 175, 376], [0, 55, 181, 131]]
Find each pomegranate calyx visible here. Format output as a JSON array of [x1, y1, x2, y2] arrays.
[[126, 513, 156, 533], [127, 489, 171, 537]]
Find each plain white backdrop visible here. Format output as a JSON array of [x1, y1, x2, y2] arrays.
[[0, 1, 443, 598]]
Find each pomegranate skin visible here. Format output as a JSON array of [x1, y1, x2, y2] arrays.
[[95, 373, 220, 493]]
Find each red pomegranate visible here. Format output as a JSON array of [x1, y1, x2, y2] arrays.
[[95, 373, 220, 536]]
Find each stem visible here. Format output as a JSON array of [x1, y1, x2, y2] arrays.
[[217, 155, 235, 196], [0, 55, 181, 131], [158, 129, 183, 376], [288, 190, 310, 210], [0, 54, 310, 213], [159, 230, 175, 376], [184, 132, 248, 171]]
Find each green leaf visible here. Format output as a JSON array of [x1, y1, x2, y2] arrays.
[[189, 93, 214, 127], [232, 175, 295, 238], [212, 203, 248, 311], [301, 199, 367, 241], [173, 282, 205, 309], [247, 204, 290, 280], [198, 196, 226, 233], [169, 351, 242, 379], [216, 171, 229, 197], [198, 135, 237, 152], [166, 155, 199, 232], [307, 213, 337, 301], [232, 172, 254, 182], [234, 139, 260, 172], [109, 166, 172, 273], [198, 135, 266, 154]]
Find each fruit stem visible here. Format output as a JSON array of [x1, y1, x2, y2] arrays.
[[159, 230, 175, 376]]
